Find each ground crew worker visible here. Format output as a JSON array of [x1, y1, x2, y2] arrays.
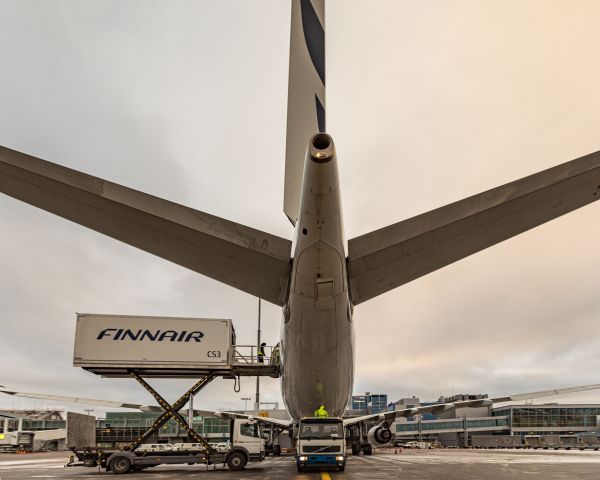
[[257, 342, 267, 363], [314, 405, 328, 417]]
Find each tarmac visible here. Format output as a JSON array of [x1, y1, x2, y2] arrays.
[[2, 449, 600, 479]]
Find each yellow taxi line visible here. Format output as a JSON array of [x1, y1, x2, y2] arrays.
[[320, 473, 332, 480]]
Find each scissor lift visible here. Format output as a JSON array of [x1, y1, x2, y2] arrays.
[[68, 344, 281, 473]]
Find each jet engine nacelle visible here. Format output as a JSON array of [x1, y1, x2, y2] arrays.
[[367, 425, 393, 446]]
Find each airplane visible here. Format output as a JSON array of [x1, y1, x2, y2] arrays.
[[2, 0, 600, 456]]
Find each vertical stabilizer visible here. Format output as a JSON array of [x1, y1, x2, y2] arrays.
[[284, 0, 326, 225]]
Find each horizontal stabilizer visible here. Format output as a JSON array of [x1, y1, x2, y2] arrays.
[[0, 146, 292, 305], [348, 149, 600, 305]]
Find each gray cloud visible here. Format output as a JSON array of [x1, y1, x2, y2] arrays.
[[1, 0, 600, 418]]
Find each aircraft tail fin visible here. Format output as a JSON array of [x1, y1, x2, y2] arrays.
[[284, 0, 326, 225]]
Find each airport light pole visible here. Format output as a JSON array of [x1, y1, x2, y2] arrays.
[[255, 298, 261, 411]]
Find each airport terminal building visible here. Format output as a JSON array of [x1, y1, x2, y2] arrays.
[[5, 395, 600, 451], [392, 396, 600, 447]]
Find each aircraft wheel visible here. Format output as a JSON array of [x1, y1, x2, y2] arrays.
[[227, 451, 248, 471], [363, 444, 373, 455], [109, 455, 132, 474], [352, 443, 361, 455]]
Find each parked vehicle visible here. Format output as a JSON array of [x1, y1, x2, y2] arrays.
[[68, 419, 265, 473]]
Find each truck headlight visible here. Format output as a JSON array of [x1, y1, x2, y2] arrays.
[[336, 455, 344, 461], [299, 456, 307, 461]]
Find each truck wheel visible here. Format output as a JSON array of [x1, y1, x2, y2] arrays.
[[109, 455, 132, 474], [227, 451, 248, 471], [363, 444, 373, 455], [339, 465, 346, 472]]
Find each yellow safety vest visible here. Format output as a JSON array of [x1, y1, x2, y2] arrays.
[[314, 407, 328, 417]]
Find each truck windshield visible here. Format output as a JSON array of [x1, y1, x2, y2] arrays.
[[299, 423, 342, 439], [240, 423, 260, 438]]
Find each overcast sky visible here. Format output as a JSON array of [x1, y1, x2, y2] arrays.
[[1, 0, 600, 417]]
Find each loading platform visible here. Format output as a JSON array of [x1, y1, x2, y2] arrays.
[[78, 344, 282, 379]]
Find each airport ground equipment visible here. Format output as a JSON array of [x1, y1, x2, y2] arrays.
[[0, 415, 35, 452], [68, 417, 265, 473], [0, 430, 34, 452], [294, 417, 346, 472], [66, 314, 279, 472], [73, 314, 281, 379], [67, 365, 266, 472]]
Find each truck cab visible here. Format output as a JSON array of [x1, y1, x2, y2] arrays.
[[231, 418, 265, 464], [295, 417, 346, 472]]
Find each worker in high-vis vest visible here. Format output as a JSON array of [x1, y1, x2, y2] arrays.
[[314, 405, 328, 417], [257, 342, 267, 363]]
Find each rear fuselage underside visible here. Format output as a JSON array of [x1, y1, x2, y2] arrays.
[[281, 133, 354, 421]]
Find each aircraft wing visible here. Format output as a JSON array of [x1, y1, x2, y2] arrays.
[[0, 388, 158, 412], [0, 145, 292, 305], [343, 383, 600, 427], [343, 398, 492, 427], [347, 150, 600, 304], [194, 409, 291, 429], [0, 389, 291, 429], [490, 383, 600, 403]]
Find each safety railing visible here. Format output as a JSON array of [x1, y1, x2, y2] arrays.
[[231, 344, 273, 365]]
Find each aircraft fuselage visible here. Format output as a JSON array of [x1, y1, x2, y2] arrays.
[[280, 133, 354, 421]]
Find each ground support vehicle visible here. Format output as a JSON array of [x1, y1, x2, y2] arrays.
[[66, 315, 281, 473], [294, 417, 346, 472], [68, 417, 265, 473]]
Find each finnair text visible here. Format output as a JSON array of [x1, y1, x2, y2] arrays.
[[96, 329, 204, 342]]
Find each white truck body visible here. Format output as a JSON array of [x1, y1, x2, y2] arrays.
[[70, 418, 264, 473], [73, 314, 233, 374]]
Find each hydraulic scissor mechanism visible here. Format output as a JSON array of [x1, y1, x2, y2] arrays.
[[125, 372, 217, 453]]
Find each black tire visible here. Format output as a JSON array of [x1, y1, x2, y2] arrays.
[[109, 456, 132, 474], [297, 465, 304, 473], [352, 443, 361, 455], [273, 445, 282, 456], [227, 451, 248, 471], [363, 444, 373, 455], [339, 465, 346, 472]]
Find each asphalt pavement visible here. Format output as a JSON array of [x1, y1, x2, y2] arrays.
[[2, 449, 600, 479]]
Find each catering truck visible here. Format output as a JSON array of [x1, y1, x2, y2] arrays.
[[69, 417, 265, 473], [295, 417, 347, 472], [66, 314, 277, 473]]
